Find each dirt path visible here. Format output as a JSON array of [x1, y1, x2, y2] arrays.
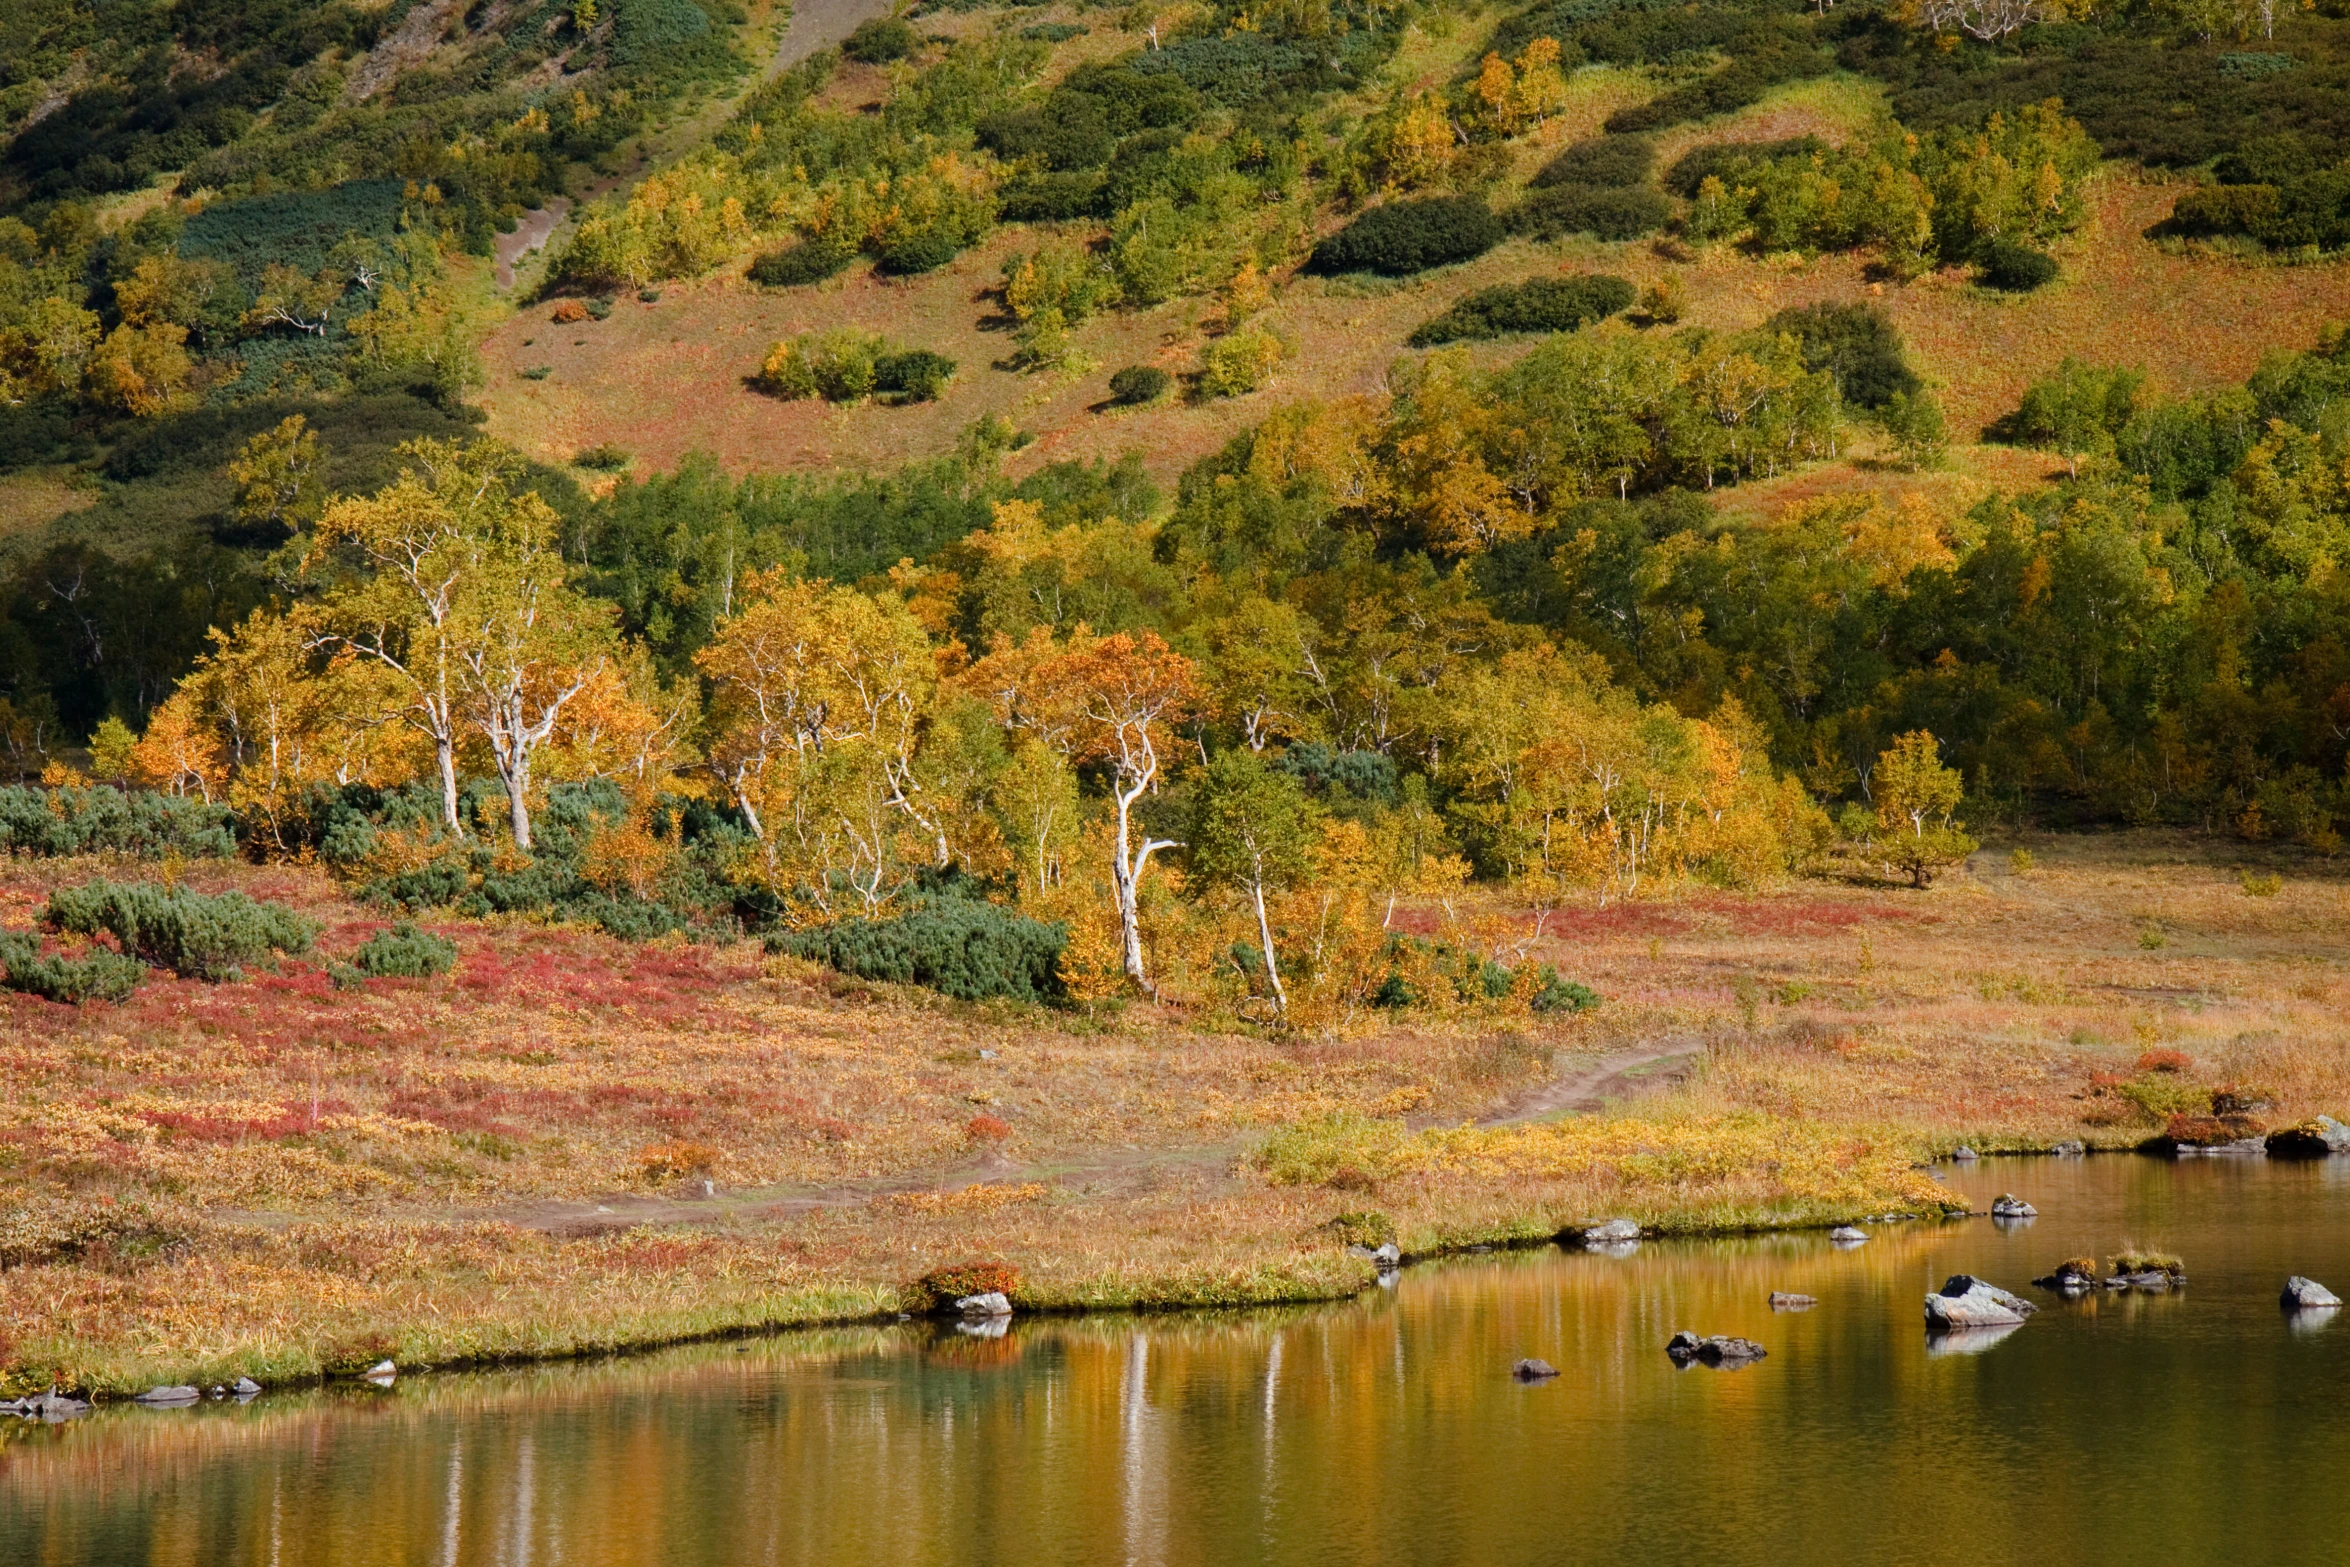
[[494, 198, 571, 290]]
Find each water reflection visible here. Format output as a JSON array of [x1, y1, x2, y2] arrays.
[[9, 1156, 2350, 1564]]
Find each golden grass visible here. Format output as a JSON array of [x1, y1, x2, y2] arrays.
[[2, 830, 2345, 1392]]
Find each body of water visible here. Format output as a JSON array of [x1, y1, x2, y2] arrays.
[[10, 1154, 2350, 1565]]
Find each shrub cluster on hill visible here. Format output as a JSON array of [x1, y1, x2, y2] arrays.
[[44, 881, 318, 983], [1309, 196, 1504, 276], [0, 785, 234, 859], [773, 892, 1068, 1004], [1410, 275, 1635, 347], [0, 930, 143, 1005], [349, 922, 459, 980], [758, 331, 957, 403]]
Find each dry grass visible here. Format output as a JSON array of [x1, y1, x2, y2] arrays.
[[3, 831, 2345, 1391]]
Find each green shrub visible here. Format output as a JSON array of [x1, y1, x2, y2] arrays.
[[1530, 969, 1602, 1013], [874, 350, 957, 402], [44, 881, 319, 982], [0, 930, 144, 1005], [1197, 326, 1289, 398], [1534, 136, 1655, 190], [773, 900, 1067, 1003], [748, 240, 856, 287], [842, 17, 918, 64], [759, 329, 886, 401], [520, 365, 554, 381], [1759, 302, 1919, 411], [351, 922, 458, 979], [1109, 365, 1172, 405], [1021, 21, 1087, 41], [1662, 137, 1826, 198], [1308, 196, 1503, 276], [574, 443, 631, 470], [1978, 238, 2059, 292], [1510, 184, 1670, 242], [1409, 275, 1634, 347], [1604, 41, 1831, 134], [0, 786, 236, 859]]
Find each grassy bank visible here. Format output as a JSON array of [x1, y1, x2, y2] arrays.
[[3, 830, 2345, 1394]]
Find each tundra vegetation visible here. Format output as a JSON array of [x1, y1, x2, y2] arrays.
[[6, 0, 2350, 1390]]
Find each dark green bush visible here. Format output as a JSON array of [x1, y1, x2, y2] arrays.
[[0, 786, 236, 860], [774, 900, 1067, 1003], [0, 930, 144, 1005], [1759, 302, 1919, 410], [999, 171, 1108, 221], [1531, 970, 1601, 1014], [1978, 237, 2059, 292], [1604, 40, 1831, 134], [575, 443, 632, 470], [1533, 136, 1655, 189], [842, 17, 918, 63], [1021, 21, 1087, 41], [1409, 275, 1635, 347], [875, 350, 957, 402], [1109, 365, 1172, 405], [351, 921, 458, 979], [1308, 196, 1503, 276], [44, 881, 319, 982], [1510, 184, 1670, 241], [749, 240, 854, 286]]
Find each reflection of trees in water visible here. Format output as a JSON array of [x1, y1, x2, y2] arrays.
[[10, 1170, 2350, 1564]]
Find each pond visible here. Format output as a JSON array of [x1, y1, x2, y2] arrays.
[[9, 1154, 2350, 1565]]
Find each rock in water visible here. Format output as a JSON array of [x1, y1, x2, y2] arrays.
[[1990, 1193, 2038, 1219], [134, 1385, 199, 1405], [362, 1360, 396, 1384], [1925, 1275, 2038, 1329], [231, 1377, 262, 1396], [2266, 1116, 2350, 1159], [1665, 1331, 1768, 1366], [1371, 1242, 1401, 1269], [1583, 1218, 1641, 1245], [954, 1291, 1014, 1317], [1951, 1146, 1979, 1162], [1829, 1225, 1868, 1244], [1767, 1292, 1817, 1310], [1512, 1358, 1559, 1380], [2049, 1140, 2086, 1156], [2282, 1276, 2344, 1310]]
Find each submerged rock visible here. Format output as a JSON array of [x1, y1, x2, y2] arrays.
[[953, 1291, 1014, 1318], [1925, 1275, 2038, 1329], [1583, 1218, 1641, 1246], [1990, 1193, 2037, 1219], [1767, 1292, 1817, 1310], [1512, 1358, 1559, 1380], [134, 1385, 199, 1405], [2282, 1276, 2343, 1310], [1665, 1331, 1768, 1367], [2266, 1116, 2350, 1159]]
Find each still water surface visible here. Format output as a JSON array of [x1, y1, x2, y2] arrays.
[[10, 1155, 2350, 1565]]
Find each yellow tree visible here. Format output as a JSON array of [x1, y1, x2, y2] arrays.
[[227, 415, 326, 539], [968, 625, 1199, 993]]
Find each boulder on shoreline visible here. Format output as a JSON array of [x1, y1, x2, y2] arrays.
[[134, 1385, 199, 1405], [2266, 1116, 2350, 1159], [1925, 1275, 2037, 1329], [1665, 1331, 1767, 1367], [1582, 1218, 1641, 1246], [1512, 1358, 1559, 1380], [1951, 1146, 1979, 1162], [2, 1390, 90, 1423], [2049, 1140, 2086, 1156], [953, 1291, 1014, 1318], [2281, 1276, 2343, 1310]]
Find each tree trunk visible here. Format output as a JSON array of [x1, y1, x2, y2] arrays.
[[1252, 876, 1286, 1016], [437, 738, 464, 838]]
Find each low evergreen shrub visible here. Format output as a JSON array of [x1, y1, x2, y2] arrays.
[[1409, 275, 1635, 347], [1533, 136, 1655, 190], [875, 350, 957, 402], [351, 922, 458, 979], [773, 900, 1067, 1003], [1978, 238, 2059, 292], [999, 171, 1109, 221], [1510, 184, 1670, 242], [0, 930, 144, 1004], [748, 241, 855, 287], [1759, 302, 1920, 410], [1308, 196, 1503, 276], [0, 785, 236, 860], [1109, 365, 1172, 405], [842, 17, 918, 63], [44, 881, 319, 982]]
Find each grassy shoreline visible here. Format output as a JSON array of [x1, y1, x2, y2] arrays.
[[5, 829, 2345, 1396]]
